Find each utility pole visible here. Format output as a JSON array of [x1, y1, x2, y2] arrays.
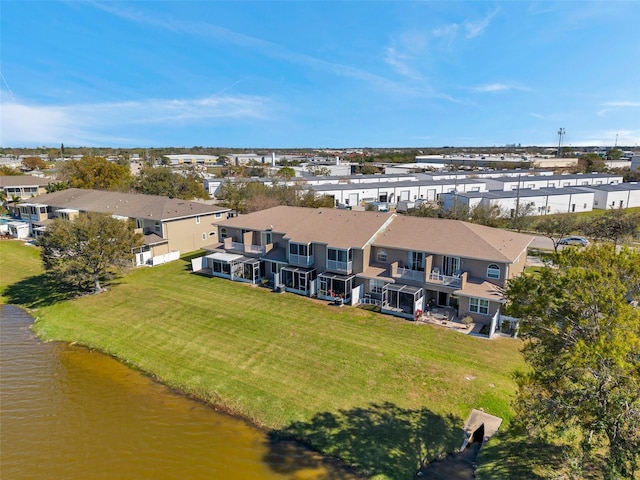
[[557, 128, 566, 158]]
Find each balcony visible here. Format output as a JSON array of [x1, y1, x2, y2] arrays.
[[395, 267, 426, 282], [428, 271, 462, 287], [289, 253, 314, 267], [326, 259, 352, 274], [223, 237, 267, 255]]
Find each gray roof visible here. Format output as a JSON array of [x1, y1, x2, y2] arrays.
[[373, 215, 533, 263], [29, 188, 229, 221], [448, 187, 595, 199], [219, 205, 394, 249], [0, 175, 53, 187]]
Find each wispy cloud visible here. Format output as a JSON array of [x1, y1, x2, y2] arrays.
[[602, 101, 640, 108], [93, 2, 460, 102], [471, 82, 532, 93], [0, 93, 269, 146], [464, 8, 500, 38], [384, 30, 429, 80], [597, 100, 640, 116]]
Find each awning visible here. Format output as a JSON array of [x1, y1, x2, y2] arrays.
[[384, 283, 422, 295], [205, 252, 243, 263]]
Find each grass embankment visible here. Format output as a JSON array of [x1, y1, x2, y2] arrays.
[[1, 240, 525, 478]]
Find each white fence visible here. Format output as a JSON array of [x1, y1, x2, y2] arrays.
[[151, 251, 180, 266]]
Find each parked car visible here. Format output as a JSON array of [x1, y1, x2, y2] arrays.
[[559, 236, 589, 247]]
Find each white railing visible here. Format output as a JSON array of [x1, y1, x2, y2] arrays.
[[289, 253, 314, 266], [228, 241, 244, 251], [360, 297, 382, 306], [429, 272, 461, 287], [396, 267, 424, 281], [245, 244, 265, 254], [327, 260, 352, 273]]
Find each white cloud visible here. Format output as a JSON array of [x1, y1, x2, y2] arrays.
[[602, 101, 640, 108], [471, 83, 531, 93], [0, 93, 269, 147], [464, 8, 500, 39]]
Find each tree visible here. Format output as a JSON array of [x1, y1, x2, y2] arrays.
[[534, 214, 577, 253], [510, 202, 535, 233], [276, 167, 296, 181], [0, 165, 23, 176], [39, 212, 143, 294], [217, 180, 248, 212], [21, 156, 47, 171], [580, 209, 640, 246], [135, 166, 208, 200], [58, 155, 132, 191], [469, 203, 505, 228], [577, 153, 607, 173], [506, 245, 640, 478], [607, 148, 623, 161]]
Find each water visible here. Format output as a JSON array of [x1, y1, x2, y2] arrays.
[[0, 305, 352, 479]]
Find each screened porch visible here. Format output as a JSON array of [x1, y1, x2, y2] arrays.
[[281, 266, 317, 296], [382, 284, 424, 319], [318, 272, 355, 303]]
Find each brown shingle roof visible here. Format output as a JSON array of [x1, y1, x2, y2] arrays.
[[219, 206, 394, 249], [373, 216, 533, 263], [29, 188, 229, 221]]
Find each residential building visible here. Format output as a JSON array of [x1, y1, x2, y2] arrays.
[[12, 188, 231, 266], [193, 206, 533, 332], [1, 175, 53, 200]]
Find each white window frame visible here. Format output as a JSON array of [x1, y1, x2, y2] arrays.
[[377, 249, 387, 263], [369, 279, 384, 294], [469, 297, 489, 315], [196, 216, 201, 224], [487, 263, 500, 279]]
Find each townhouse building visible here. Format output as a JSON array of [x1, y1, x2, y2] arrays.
[[1, 175, 53, 201], [193, 206, 533, 331], [12, 188, 231, 266]]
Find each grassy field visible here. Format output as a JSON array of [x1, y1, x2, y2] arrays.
[[1, 240, 527, 478]]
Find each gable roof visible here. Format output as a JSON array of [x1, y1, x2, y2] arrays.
[[219, 205, 394, 249], [373, 215, 533, 263], [28, 188, 229, 221], [0, 175, 53, 187]]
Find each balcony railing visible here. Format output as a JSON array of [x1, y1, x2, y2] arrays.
[[396, 267, 425, 281], [227, 241, 244, 252], [326, 260, 352, 273], [245, 244, 266, 254], [428, 272, 461, 287], [289, 253, 314, 266]]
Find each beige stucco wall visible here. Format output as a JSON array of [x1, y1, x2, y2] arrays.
[[163, 213, 227, 254]]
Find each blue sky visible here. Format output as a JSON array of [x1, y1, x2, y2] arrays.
[[1, 1, 639, 148]]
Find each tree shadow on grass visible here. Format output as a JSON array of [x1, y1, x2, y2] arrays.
[[264, 401, 464, 479], [475, 425, 571, 480], [2, 273, 78, 309]]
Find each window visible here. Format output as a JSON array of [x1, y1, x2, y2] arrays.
[[215, 213, 222, 218], [487, 263, 500, 279], [209, 231, 216, 237], [370, 279, 384, 294], [328, 248, 351, 262], [377, 249, 387, 262], [289, 242, 309, 257], [202, 233, 206, 240], [409, 251, 425, 271], [154, 222, 161, 234], [220, 228, 227, 238], [196, 216, 201, 224], [469, 297, 489, 315]]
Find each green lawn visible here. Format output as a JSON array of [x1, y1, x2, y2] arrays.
[[1, 241, 526, 478]]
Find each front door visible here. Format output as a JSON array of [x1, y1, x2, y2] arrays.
[[438, 291, 448, 307]]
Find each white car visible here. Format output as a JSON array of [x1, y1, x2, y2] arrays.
[[559, 236, 589, 247]]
